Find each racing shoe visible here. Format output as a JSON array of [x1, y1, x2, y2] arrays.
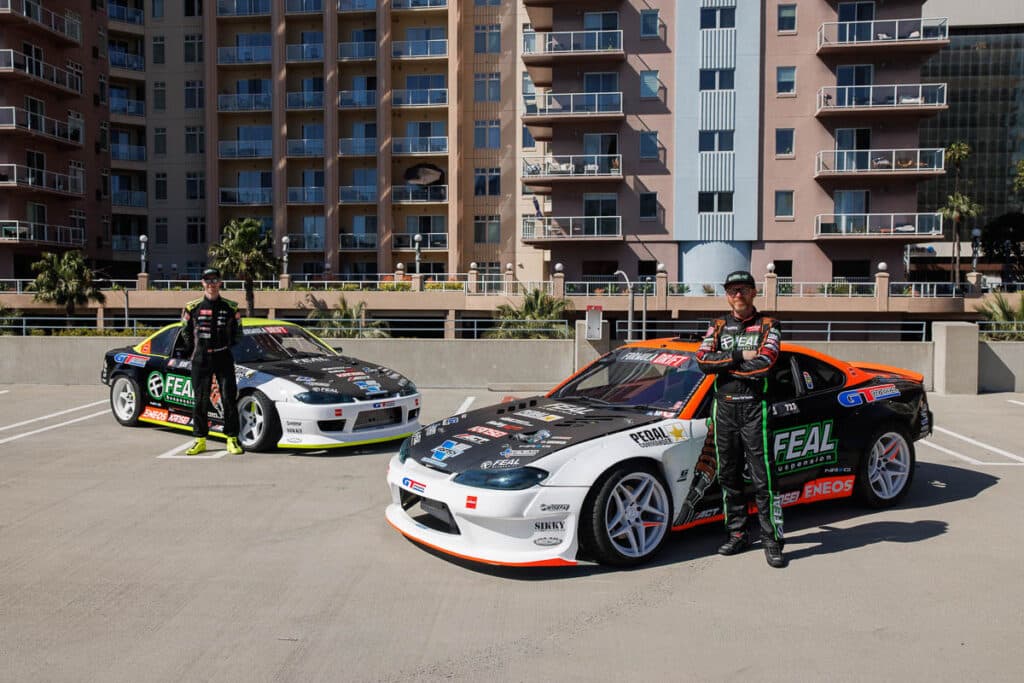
[[764, 541, 788, 569], [185, 438, 207, 456], [717, 532, 750, 556], [225, 437, 244, 455]]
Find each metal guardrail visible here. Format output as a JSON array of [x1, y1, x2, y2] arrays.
[[978, 322, 1024, 340], [615, 319, 929, 342]]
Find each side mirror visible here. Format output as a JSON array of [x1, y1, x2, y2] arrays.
[[331, 344, 344, 354]]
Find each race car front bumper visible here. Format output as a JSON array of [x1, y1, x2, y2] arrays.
[[275, 395, 421, 449], [384, 456, 590, 567]]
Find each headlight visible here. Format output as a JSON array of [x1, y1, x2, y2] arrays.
[[294, 391, 355, 404], [453, 467, 548, 490], [398, 437, 411, 463], [398, 382, 418, 397]]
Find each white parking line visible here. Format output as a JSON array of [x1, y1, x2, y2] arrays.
[[934, 426, 1024, 464], [0, 400, 108, 432], [157, 442, 227, 459], [454, 396, 475, 416], [920, 440, 985, 465], [0, 410, 110, 446], [0, 390, 9, 395], [1008, 400, 1024, 407]]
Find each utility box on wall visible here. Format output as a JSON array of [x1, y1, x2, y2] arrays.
[[585, 305, 603, 341]]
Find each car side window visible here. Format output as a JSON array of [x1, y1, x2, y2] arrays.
[[796, 355, 845, 393], [146, 326, 180, 357], [768, 352, 799, 402]]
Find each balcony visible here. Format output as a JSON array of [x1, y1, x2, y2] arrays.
[[0, 107, 83, 147], [337, 0, 375, 12], [217, 0, 271, 18], [111, 143, 146, 162], [522, 154, 623, 191], [110, 97, 145, 117], [219, 187, 273, 205], [522, 30, 624, 88], [112, 190, 147, 208], [0, 50, 82, 94], [523, 91, 623, 141], [0, 0, 82, 44], [393, 233, 447, 249], [338, 41, 375, 61], [815, 213, 943, 239], [286, 43, 324, 62], [0, 164, 83, 195], [285, 233, 325, 251], [110, 235, 143, 251], [286, 91, 323, 110], [816, 83, 947, 117], [817, 17, 949, 55], [393, 0, 447, 9], [218, 93, 272, 112], [218, 140, 273, 158], [287, 187, 325, 204], [392, 185, 447, 204], [286, 139, 324, 157], [109, 50, 145, 72], [339, 185, 376, 204], [285, 0, 322, 13], [338, 90, 376, 109], [392, 39, 447, 59], [521, 216, 623, 243], [108, 3, 144, 27], [339, 138, 376, 156], [339, 233, 377, 250], [392, 136, 448, 155], [0, 221, 85, 247], [815, 148, 945, 179], [217, 46, 272, 66], [393, 88, 447, 108]]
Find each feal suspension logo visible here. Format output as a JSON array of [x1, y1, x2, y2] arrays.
[[772, 420, 838, 474]]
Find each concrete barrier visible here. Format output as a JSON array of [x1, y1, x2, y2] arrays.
[[979, 342, 1024, 393]]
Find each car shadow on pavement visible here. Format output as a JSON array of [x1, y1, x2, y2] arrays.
[[282, 441, 401, 458]]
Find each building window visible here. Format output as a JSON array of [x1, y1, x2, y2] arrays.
[[473, 215, 500, 244], [152, 36, 165, 65], [154, 128, 167, 155], [640, 132, 659, 158], [70, 209, 86, 232], [775, 190, 794, 218], [777, 66, 796, 94], [698, 130, 734, 152], [97, 28, 106, 57], [152, 0, 164, 19], [699, 69, 734, 91], [639, 192, 658, 219], [184, 34, 203, 63], [474, 120, 500, 149], [153, 81, 166, 111], [474, 168, 500, 196], [186, 172, 205, 200], [474, 73, 500, 102], [184, 80, 204, 109], [522, 126, 535, 149], [184, 0, 202, 17], [778, 4, 797, 32], [154, 217, 168, 245], [185, 126, 205, 154], [98, 75, 107, 103], [775, 128, 795, 156], [698, 191, 734, 213], [700, 7, 735, 29], [640, 70, 660, 99], [186, 216, 206, 244], [640, 10, 659, 37], [474, 25, 500, 53], [154, 173, 167, 200]]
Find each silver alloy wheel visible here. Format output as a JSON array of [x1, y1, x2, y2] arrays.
[[603, 472, 670, 558], [111, 377, 137, 421], [238, 395, 265, 448], [867, 431, 912, 500]]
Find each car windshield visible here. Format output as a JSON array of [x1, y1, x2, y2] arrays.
[[231, 324, 335, 363], [550, 348, 705, 412]]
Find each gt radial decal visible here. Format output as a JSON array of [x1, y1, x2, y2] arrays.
[[114, 352, 148, 367], [401, 477, 426, 494], [772, 420, 838, 474], [837, 383, 900, 407]]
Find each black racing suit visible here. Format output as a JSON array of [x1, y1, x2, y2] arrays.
[[696, 309, 783, 545], [181, 296, 241, 438]]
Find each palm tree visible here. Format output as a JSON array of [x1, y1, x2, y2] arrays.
[[0, 303, 22, 335], [29, 251, 106, 322], [207, 217, 278, 317], [300, 294, 390, 338], [941, 142, 982, 284], [485, 288, 573, 339], [976, 292, 1024, 341]]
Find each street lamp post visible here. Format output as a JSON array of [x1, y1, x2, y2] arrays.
[[971, 227, 982, 273], [281, 235, 290, 276], [139, 233, 148, 274], [413, 233, 422, 275], [641, 276, 651, 340], [614, 270, 634, 341]]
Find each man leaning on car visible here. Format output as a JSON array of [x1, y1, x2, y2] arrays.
[[696, 270, 786, 568]]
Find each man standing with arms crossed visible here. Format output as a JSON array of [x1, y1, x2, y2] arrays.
[[696, 270, 785, 568], [182, 267, 244, 456]]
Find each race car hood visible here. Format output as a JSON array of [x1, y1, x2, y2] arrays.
[[408, 397, 663, 474], [246, 355, 414, 399]]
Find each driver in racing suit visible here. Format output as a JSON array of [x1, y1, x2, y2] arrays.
[[696, 270, 786, 568]]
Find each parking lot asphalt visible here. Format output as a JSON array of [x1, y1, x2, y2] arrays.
[[1, 384, 1023, 682]]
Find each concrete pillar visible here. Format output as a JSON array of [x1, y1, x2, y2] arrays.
[[933, 322, 979, 395], [655, 271, 668, 310], [574, 319, 611, 371], [966, 271, 983, 296], [444, 309, 456, 340], [467, 267, 479, 295], [136, 272, 149, 290], [96, 307, 105, 330], [552, 272, 565, 298], [279, 274, 291, 290], [875, 271, 890, 312], [763, 272, 778, 311], [267, 308, 276, 320], [411, 274, 423, 292]]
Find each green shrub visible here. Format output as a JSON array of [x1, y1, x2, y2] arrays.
[[425, 281, 464, 291], [379, 282, 412, 292]]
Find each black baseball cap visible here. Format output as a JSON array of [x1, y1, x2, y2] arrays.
[[723, 270, 756, 288], [201, 267, 222, 281]]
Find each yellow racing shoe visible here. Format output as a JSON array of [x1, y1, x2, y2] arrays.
[[185, 438, 207, 456], [226, 437, 244, 455]]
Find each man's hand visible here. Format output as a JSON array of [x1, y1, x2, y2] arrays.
[[742, 350, 758, 361]]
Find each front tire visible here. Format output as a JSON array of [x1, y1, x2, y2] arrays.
[[856, 426, 915, 508], [110, 375, 143, 426], [581, 464, 672, 567], [237, 392, 281, 452]]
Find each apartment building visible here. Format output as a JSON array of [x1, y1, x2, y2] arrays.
[[0, 0, 105, 278]]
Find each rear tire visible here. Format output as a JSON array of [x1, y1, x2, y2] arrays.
[[581, 463, 671, 567], [237, 392, 281, 452], [110, 375, 143, 426], [856, 425, 915, 508]]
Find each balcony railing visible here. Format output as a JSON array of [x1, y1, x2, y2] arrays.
[[337, 0, 375, 11], [522, 154, 623, 178], [218, 140, 272, 158], [339, 185, 376, 203], [817, 83, 947, 112], [286, 91, 323, 109], [286, 139, 324, 156], [217, 0, 271, 17], [217, 46, 272, 65], [0, 164, 83, 194], [218, 93, 272, 111], [392, 88, 448, 107], [287, 187, 325, 204], [392, 39, 447, 58], [0, 107, 83, 145], [393, 233, 448, 249], [0, 221, 85, 246], [338, 90, 376, 108], [815, 213, 943, 237], [815, 148, 945, 175], [392, 185, 447, 203], [337, 41, 376, 60], [522, 30, 623, 55], [286, 0, 322, 13], [524, 91, 623, 116], [339, 233, 378, 249], [219, 187, 273, 205], [109, 50, 145, 71], [339, 138, 376, 155], [776, 281, 877, 298], [393, 136, 448, 154], [108, 3, 144, 25], [111, 143, 146, 161], [522, 216, 622, 240], [286, 43, 324, 61], [285, 233, 325, 250], [394, 0, 446, 8], [110, 97, 145, 116], [0, 50, 82, 94], [818, 17, 949, 49], [0, 0, 82, 43], [112, 190, 147, 207], [110, 235, 143, 251]]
